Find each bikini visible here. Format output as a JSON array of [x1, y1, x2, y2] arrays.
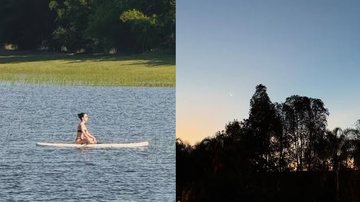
[[76, 127, 93, 143]]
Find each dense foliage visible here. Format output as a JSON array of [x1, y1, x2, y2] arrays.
[[177, 84, 360, 201], [0, 0, 175, 53]]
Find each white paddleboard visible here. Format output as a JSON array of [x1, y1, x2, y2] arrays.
[[36, 141, 149, 148]]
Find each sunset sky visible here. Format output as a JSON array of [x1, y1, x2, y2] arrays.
[[177, 0, 360, 145]]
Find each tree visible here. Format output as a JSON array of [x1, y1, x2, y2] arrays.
[[273, 102, 290, 171], [148, 0, 175, 49], [348, 121, 360, 169], [317, 128, 357, 171], [281, 95, 329, 171], [0, 0, 175, 53], [176, 138, 194, 184], [246, 84, 282, 171], [49, 0, 91, 52], [120, 0, 175, 50], [84, 0, 127, 52], [120, 9, 158, 52], [306, 98, 328, 170]]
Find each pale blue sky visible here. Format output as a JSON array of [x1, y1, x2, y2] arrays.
[[177, 0, 360, 144]]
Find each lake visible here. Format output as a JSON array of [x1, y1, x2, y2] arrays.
[[0, 83, 175, 201]]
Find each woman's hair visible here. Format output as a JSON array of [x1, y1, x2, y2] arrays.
[[78, 113, 87, 120]]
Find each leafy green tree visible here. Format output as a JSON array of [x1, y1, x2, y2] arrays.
[[148, 0, 175, 49], [85, 0, 130, 52], [0, 0, 175, 53], [120, 0, 175, 50], [49, 0, 91, 52], [86, 0, 174, 53], [120, 9, 158, 52]]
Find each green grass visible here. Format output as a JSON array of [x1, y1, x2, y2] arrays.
[[0, 52, 175, 87]]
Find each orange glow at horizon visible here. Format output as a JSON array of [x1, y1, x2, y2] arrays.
[[176, 88, 248, 145], [176, 121, 223, 145], [176, 101, 243, 145]]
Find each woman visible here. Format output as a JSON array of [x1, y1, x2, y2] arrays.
[[75, 113, 97, 144]]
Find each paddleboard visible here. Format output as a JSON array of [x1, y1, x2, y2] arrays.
[[36, 141, 149, 148]]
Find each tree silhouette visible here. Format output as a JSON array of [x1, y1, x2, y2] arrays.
[[351, 121, 360, 169], [281, 95, 329, 171], [246, 84, 282, 171], [176, 84, 360, 201]]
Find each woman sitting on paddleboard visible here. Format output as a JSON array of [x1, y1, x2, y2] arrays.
[[75, 113, 97, 144]]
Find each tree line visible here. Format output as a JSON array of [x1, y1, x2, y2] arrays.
[[177, 84, 360, 200], [0, 0, 175, 53]]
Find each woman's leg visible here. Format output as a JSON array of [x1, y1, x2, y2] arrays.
[[87, 137, 96, 144], [76, 138, 89, 144]]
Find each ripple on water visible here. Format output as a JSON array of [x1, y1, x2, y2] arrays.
[[0, 83, 175, 201]]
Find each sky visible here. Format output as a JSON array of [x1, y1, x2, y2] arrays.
[[177, 0, 360, 145]]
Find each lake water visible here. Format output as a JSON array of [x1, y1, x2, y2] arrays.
[[0, 83, 175, 201]]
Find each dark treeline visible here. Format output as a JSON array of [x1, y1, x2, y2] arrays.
[[177, 84, 360, 201], [0, 0, 175, 53]]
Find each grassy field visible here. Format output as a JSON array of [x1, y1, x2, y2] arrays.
[[0, 51, 175, 87]]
